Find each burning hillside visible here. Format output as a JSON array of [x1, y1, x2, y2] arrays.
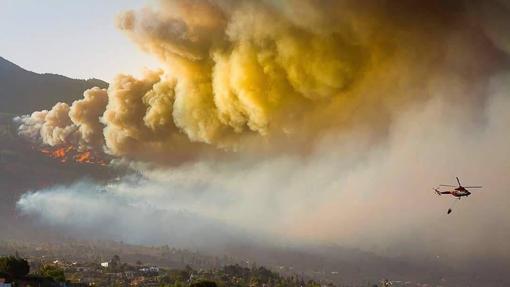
[[37, 145, 109, 165]]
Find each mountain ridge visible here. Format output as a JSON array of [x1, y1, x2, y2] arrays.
[[0, 56, 108, 115]]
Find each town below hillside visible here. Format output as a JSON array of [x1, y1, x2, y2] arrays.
[[0, 240, 442, 287], [0, 254, 331, 287]]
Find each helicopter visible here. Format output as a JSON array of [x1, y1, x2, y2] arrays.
[[434, 177, 482, 214], [434, 177, 482, 199]]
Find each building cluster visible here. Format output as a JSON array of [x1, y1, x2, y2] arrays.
[[48, 258, 162, 286]]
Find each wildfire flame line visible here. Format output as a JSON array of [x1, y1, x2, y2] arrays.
[[37, 145, 108, 165]]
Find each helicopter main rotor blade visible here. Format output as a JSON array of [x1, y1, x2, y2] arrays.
[[464, 186, 482, 188], [456, 177, 461, 186], [439, 184, 457, 187]]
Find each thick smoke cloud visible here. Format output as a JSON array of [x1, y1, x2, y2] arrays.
[[13, 0, 510, 272], [17, 0, 504, 162]]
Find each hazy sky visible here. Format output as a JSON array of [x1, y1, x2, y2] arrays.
[[0, 0, 159, 81]]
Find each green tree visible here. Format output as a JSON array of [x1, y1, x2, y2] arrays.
[[109, 254, 121, 272], [39, 264, 66, 282], [0, 256, 29, 279]]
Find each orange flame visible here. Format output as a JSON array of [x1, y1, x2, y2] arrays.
[[36, 145, 108, 165], [75, 151, 92, 163]]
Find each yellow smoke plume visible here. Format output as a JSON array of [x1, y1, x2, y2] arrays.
[[16, 0, 506, 163]]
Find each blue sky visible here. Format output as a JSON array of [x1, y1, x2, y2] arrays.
[[0, 0, 159, 81]]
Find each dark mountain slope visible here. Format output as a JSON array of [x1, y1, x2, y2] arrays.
[[0, 56, 107, 115]]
